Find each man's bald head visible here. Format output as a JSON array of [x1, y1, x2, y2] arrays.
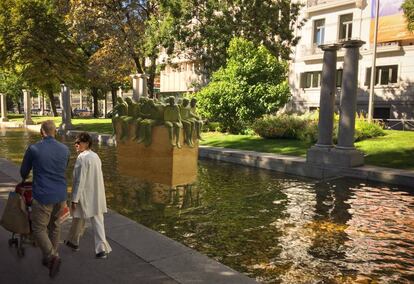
[[41, 120, 56, 137]]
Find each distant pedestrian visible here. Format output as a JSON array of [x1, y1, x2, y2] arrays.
[[20, 120, 70, 278], [65, 132, 112, 258]]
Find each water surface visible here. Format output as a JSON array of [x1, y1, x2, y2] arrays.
[[1, 128, 413, 283]]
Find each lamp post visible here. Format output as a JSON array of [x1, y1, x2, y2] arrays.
[[367, 0, 380, 122]]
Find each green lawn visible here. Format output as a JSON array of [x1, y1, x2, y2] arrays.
[[200, 131, 414, 170], [6, 114, 414, 170], [7, 114, 112, 134]]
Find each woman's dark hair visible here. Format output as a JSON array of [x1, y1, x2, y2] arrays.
[[75, 132, 92, 148]]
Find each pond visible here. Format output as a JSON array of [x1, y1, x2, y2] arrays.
[[1, 128, 414, 283]]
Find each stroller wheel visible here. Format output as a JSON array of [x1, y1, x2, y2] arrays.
[[17, 247, 25, 257], [8, 238, 18, 247]]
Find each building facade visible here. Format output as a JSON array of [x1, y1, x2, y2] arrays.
[[289, 0, 414, 120]]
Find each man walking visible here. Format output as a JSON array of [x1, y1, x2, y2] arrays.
[[20, 120, 70, 278]]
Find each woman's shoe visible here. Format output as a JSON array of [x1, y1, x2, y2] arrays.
[[64, 240, 79, 252], [95, 251, 108, 259]]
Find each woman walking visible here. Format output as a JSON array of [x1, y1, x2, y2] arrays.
[[65, 132, 112, 258]]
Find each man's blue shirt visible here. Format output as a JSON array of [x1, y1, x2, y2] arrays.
[[20, 136, 70, 205]]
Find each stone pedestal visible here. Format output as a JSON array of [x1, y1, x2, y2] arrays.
[[117, 126, 198, 187], [307, 147, 364, 167], [59, 84, 73, 131], [130, 73, 148, 101], [0, 93, 8, 122], [22, 89, 34, 125]]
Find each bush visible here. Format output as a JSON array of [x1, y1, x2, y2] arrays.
[[253, 112, 384, 143], [202, 121, 222, 132], [194, 37, 291, 134], [252, 114, 306, 139], [355, 118, 385, 141]]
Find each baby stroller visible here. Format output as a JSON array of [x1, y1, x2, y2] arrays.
[[3, 182, 35, 257]]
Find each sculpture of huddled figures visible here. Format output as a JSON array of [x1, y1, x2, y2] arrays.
[[137, 99, 164, 146], [122, 97, 140, 141], [164, 96, 183, 148], [112, 97, 128, 137], [189, 98, 203, 140], [179, 98, 194, 147]]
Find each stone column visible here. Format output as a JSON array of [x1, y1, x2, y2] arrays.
[[315, 44, 342, 148], [306, 44, 341, 164], [39, 94, 44, 115], [337, 40, 365, 149], [79, 90, 83, 109], [0, 93, 8, 122], [130, 73, 148, 101], [117, 86, 123, 98], [332, 39, 365, 167], [22, 89, 34, 125], [307, 44, 341, 165], [59, 83, 73, 131]]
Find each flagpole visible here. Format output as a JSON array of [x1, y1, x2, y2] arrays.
[[368, 0, 380, 122]]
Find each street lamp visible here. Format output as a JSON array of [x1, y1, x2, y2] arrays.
[[368, 0, 380, 122]]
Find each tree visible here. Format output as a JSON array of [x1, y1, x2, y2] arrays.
[[165, 0, 304, 76], [65, 0, 175, 97], [0, 0, 86, 116], [194, 37, 291, 134], [403, 0, 414, 31], [0, 69, 25, 113]]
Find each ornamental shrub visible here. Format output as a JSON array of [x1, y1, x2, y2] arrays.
[[194, 37, 291, 134]]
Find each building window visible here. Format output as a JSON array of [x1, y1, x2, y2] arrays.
[[336, 69, 343, 87], [365, 65, 398, 86], [313, 19, 325, 46], [300, 71, 322, 88], [338, 14, 353, 41], [374, 107, 390, 119]]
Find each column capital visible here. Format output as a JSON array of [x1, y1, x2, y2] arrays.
[[342, 39, 365, 48], [130, 73, 149, 79], [318, 43, 342, 51]]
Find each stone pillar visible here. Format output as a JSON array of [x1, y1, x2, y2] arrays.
[[306, 44, 341, 165], [22, 89, 34, 125], [0, 93, 8, 122], [79, 90, 83, 109], [130, 73, 148, 101], [316, 44, 342, 147], [117, 86, 123, 98], [332, 39, 365, 166], [337, 40, 365, 149], [59, 83, 73, 131], [39, 94, 44, 116]]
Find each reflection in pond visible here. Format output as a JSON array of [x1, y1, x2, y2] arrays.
[[1, 128, 414, 283]]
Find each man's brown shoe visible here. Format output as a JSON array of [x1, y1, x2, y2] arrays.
[[48, 256, 61, 278]]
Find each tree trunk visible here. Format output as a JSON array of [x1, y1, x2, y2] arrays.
[[147, 56, 157, 98], [47, 88, 58, 117], [91, 87, 99, 118], [111, 87, 117, 107]]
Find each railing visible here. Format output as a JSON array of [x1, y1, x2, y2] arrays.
[[374, 119, 414, 131], [307, 0, 337, 7]]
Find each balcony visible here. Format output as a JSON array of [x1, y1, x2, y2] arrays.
[[306, 0, 361, 14]]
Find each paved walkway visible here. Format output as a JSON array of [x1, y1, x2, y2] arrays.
[[0, 159, 257, 284]]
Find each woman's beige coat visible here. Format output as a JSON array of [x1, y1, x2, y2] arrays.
[[71, 150, 107, 218]]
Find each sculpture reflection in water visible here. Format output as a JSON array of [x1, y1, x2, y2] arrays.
[[112, 96, 201, 211]]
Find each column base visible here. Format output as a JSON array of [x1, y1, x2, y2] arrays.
[[23, 119, 34, 125], [59, 123, 74, 131], [0, 117, 9, 122], [307, 146, 364, 167]]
